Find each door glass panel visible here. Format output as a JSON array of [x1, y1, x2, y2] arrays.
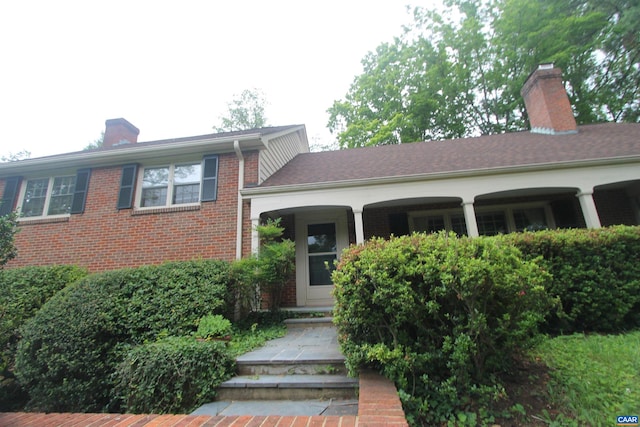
[[308, 223, 337, 286], [307, 223, 336, 253], [309, 254, 336, 286]]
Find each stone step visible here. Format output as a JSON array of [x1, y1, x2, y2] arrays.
[[284, 317, 334, 329], [216, 374, 358, 401], [237, 359, 348, 376], [280, 306, 334, 318]]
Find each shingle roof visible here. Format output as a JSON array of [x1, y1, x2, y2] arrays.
[[260, 123, 640, 187]]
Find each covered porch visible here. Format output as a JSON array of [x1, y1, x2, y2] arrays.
[[245, 163, 640, 307]]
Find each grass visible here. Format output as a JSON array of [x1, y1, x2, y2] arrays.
[[531, 331, 640, 426], [226, 312, 288, 358]]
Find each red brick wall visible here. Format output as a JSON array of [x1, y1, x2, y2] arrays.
[[4, 152, 252, 272]]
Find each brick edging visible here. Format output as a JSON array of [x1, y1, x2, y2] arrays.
[[358, 369, 409, 426], [0, 370, 409, 426]]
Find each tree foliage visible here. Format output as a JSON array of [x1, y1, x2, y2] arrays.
[[0, 212, 18, 268], [1, 150, 31, 162], [214, 88, 269, 132], [328, 0, 639, 148]]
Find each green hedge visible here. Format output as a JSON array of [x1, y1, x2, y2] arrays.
[[503, 225, 640, 333], [14, 260, 232, 412], [113, 337, 235, 414], [333, 232, 552, 425], [0, 265, 87, 410]]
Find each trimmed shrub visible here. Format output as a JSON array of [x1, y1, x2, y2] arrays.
[[333, 232, 552, 424], [14, 259, 232, 412], [0, 265, 87, 410], [503, 225, 640, 333], [113, 337, 235, 414]]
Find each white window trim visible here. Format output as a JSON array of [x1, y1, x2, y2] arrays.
[[17, 175, 75, 221], [135, 162, 202, 210], [408, 202, 555, 235]]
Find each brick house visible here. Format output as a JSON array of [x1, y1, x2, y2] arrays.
[[1, 65, 640, 307]]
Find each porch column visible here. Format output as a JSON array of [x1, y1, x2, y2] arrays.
[[461, 200, 479, 237], [250, 216, 260, 254], [353, 207, 365, 244], [576, 190, 602, 228]]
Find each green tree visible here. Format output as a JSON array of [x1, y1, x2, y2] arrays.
[[214, 88, 269, 132], [328, 0, 638, 148], [1, 150, 31, 162], [83, 131, 104, 150]]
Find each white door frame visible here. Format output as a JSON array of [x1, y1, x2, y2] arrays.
[[295, 209, 349, 306]]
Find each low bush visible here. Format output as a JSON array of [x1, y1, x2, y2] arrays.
[[113, 337, 235, 414], [0, 265, 87, 410], [333, 232, 552, 425], [14, 259, 232, 412], [504, 225, 640, 333]]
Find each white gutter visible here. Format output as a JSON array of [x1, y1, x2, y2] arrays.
[[233, 140, 244, 260], [0, 133, 265, 176]]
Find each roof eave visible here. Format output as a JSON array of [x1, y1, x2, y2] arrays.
[[242, 155, 640, 197], [0, 134, 265, 176]]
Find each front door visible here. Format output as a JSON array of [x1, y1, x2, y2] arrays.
[[295, 210, 348, 306]]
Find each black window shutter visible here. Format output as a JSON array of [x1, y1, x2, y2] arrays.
[[0, 176, 21, 216], [201, 155, 219, 202], [117, 164, 138, 209], [70, 169, 91, 214]]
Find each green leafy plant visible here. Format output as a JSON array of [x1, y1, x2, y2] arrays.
[[195, 314, 232, 340], [0, 265, 87, 410], [503, 225, 640, 333], [113, 336, 235, 414], [14, 259, 232, 412], [333, 232, 553, 425], [255, 218, 295, 311], [0, 211, 18, 268]]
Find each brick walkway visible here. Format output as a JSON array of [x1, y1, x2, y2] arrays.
[[0, 371, 408, 427]]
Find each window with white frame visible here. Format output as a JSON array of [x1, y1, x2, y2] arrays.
[[409, 203, 553, 236], [139, 163, 202, 208], [20, 175, 76, 217]]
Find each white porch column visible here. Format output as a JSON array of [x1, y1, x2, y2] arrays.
[[352, 207, 365, 244], [461, 200, 479, 237], [250, 216, 260, 254], [576, 190, 602, 229]]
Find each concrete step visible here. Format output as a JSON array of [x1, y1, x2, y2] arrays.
[[237, 358, 348, 376], [284, 317, 334, 329], [280, 306, 334, 318], [216, 374, 358, 401]]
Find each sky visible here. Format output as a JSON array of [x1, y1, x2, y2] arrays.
[[0, 1, 437, 159]]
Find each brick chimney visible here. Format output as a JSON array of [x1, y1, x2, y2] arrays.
[[521, 64, 577, 135], [103, 118, 140, 148]]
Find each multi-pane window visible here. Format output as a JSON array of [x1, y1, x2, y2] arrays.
[[410, 204, 551, 236], [140, 163, 201, 208], [476, 212, 507, 236], [513, 207, 548, 231], [20, 176, 76, 217]]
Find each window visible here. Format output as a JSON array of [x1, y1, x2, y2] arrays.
[[410, 212, 467, 236], [409, 203, 552, 236], [20, 175, 76, 217], [476, 212, 507, 236], [140, 163, 201, 208]]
